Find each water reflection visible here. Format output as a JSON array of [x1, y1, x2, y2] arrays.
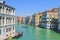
[[46, 29, 51, 40]]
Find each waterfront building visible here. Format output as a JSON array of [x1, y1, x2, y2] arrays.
[[15, 16, 25, 24], [21, 17, 25, 24], [58, 7, 60, 30], [25, 16, 30, 24], [0, 1, 15, 40], [35, 12, 42, 27], [32, 14, 36, 26], [18, 16, 22, 23], [41, 8, 58, 29], [15, 16, 20, 24], [28, 16, 33, 25], [53, 8, 58, 30]]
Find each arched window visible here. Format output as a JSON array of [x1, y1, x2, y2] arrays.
[[0, 30, 1, 34], [0, 6, 2, 13]]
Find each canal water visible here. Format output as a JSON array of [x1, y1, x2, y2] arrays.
[[13, 24, 60, 40]]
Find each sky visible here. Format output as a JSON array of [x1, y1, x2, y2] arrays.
[[1, 0, 60, 16]]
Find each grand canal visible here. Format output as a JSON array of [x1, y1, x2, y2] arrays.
[[13, 24, 60, 40]]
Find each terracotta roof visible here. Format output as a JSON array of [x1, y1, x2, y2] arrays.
[[46, 8, 58, 12]]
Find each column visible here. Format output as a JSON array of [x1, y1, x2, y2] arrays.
[[11, 17, 13, 24], [11, 10, 13, 15], [4, 17, 6, 25], [4, 7, 6, 14]]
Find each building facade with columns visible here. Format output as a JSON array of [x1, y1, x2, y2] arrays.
[[0, 1, 16, 40]]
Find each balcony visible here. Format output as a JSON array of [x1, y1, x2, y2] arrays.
[[0, 6, 15, 16], [0, 17, 15, 27]]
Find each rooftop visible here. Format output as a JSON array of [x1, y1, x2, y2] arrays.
[[0, 1, 15, 10]]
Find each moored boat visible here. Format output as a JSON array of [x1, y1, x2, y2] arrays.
[[13, 32, 23, 39], [22, 26, 28, 28]]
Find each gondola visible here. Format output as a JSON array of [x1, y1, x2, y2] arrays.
[[13, 32, 23, 39]]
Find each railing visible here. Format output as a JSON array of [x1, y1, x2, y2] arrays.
[[0, 24, 15, 27]]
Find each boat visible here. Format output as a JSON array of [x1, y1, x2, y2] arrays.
[[22, 26, 28, 28], [13, 32, 23, 39], [23, 27, 28, 28]]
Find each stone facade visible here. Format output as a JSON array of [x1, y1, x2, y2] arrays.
[[0, 1, 15, 40]]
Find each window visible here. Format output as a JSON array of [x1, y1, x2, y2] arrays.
[[9, 9, 10, 11], [0, 6, 2, 12], [13, 27, 14, 30], [13, 18, 14, 23], [6, 8, 8, 10], [6, 27, 12, 32], [3, 29, 5, 33], [40, 16, 41, 18], [6, 8, 9, 14], [0, 6, 2, 9], [3, 17, 4, 24], [0, 30, 1, 34], [6, 28, 8, 32], [9, 28, 11, 31], [13, 10, 14, 13], [3, 7, 4, 9]]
